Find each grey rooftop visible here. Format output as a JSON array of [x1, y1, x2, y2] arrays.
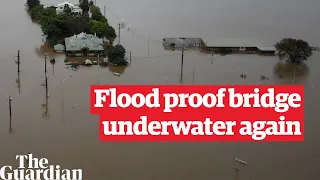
[[65, 32, 104, 51]]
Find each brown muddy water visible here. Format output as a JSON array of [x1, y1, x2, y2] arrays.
[[0, 0, 320, 179]]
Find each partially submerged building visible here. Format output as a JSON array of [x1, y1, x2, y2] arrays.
[[44, 1, 93, 16], [162, 37, 276, 55], [63, 32, 104, 56], [163, 37, 204, 48]]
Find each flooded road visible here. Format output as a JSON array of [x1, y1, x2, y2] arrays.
[[0, 0, 320, 179]]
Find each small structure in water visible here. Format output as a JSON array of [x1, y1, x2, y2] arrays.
[[84, 59, 93, 65], [240, 73, 247, 78], [260, 75, 269, 80], [163, 37, 204, 49], [235, 158, 247, 165]]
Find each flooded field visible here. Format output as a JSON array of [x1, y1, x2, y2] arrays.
[[0, 0, 320, 179]]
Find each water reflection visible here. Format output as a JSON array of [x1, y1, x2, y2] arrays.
[[108, 65, 127, 74], [42, 91, 49, 118], [273, 63, 309, 83], [35, 42, 57, 58], [41, 77, 49, 118], [16, 72, 21, 94], [66, 56, 103, 64], [9, 115, 13, 134], [233, 168, 239, 180]]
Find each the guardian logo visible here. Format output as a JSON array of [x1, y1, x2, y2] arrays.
[[0, 153, 82, 180]]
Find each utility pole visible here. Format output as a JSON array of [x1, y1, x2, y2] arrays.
[[129, 51, 132, 67], [118, 23, 121, 44], [104, 5, 106, 17], [180, 46, 184, 83], [44, 53, 47, 74], [16, 50, 20, 73], [45, 76, 48, 96], [7, 96, 13, 132]]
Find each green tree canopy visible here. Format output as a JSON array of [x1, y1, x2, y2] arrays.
[[275, 38, 314, 64], [41, 8, 56, 17], [29, 5, 44, 20], [39, 15, 67, 38], [90, 20, 116, 39], [90, 6, 107, 22], [65, 16, 92, 34], [107, 45, 127, 66], [108, 44, 126, 60], [27, 0, 40, 9]]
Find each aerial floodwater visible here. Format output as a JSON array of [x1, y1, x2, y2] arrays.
[[0, 0, 319, 179]]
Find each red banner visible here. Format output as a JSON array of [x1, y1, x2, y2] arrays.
[[91, 85, 304, 142]]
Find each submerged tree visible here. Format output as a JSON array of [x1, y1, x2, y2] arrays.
[[275, 38, 314, 64], [27, 0, 40, 9], [107, 45, 128, 66]]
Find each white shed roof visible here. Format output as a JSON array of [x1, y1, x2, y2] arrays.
[[257, 47, 276, 51]]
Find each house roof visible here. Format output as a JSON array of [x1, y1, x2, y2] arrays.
[[64, 32, 104, 51], [72, 7, 83, 12], [57, 1, 75, 7]]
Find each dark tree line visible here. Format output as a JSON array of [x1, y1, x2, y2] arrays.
[[26, 0, 116, 44]]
